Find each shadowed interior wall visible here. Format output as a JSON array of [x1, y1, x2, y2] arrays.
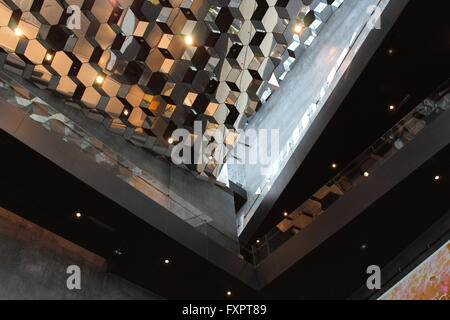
[[0, 207, 160, 300]]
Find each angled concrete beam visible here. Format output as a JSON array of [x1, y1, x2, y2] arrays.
[[0, 98, 259, 289], [237, 0, 410, 242]]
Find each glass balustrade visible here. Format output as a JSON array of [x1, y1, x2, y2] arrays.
[[243, 79, 450, 265]]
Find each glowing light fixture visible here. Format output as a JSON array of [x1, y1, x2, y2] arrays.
[[293, 24, 303, 34], [14, 28, 23, 36], [95, 75, 105, 85], [45, 53, 53, 62], [185, 35, 194, 46], [226, 291, 232, 297], [168, 137, 174, 144], [363, 171, 370, 177]]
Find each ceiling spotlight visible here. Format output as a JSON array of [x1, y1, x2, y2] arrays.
[[75, 212, 82, 219], [95, 75, 105, 85], [168, 137, 174, 144], [123, 109, 130, 116], [256, 239, 261, 244], [164, 259, 170, 264], [434, 175, 441, 182], [185, 35, 194, 46], [45, 53, 53, 62], [226, 290, 232, 297], [389, 105, 396, 111], [387, 48, 395, 56], [360, 243, 368, 251], [363, 171, 370, 177], [331, 163, 338, 169], [283, 212, 289, 217], [14, 28, 23, 36], [293, 24, 303, 35]]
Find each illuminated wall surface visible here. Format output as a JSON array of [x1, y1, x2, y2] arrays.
[[379, 241, 449, 300]]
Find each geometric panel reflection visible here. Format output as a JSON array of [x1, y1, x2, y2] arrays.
[[0, 0, 344, 179]]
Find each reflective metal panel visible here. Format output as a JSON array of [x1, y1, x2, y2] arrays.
[[0, 0, 345, 178]]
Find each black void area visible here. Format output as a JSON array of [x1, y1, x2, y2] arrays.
[[0, 129, 259, 299], [260, 144, 450, 299]]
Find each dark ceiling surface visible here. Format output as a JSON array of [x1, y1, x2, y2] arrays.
[[0, 129, 260, 299], [1, 127, 449, 299], [0, 0, 449, 300], [251, 0, 450, 242], [260, 144, 450, 299]]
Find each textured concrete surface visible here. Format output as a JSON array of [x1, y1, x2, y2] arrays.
[[0, 207, 161, 300], [0, 101, 256, 288]]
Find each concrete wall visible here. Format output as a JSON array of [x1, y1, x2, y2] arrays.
[[0, 207, 161, 300]]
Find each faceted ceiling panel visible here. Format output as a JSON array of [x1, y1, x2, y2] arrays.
[[0, 0, 344, 179]]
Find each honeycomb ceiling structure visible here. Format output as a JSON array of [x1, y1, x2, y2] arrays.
[[0, 0, 344, 179]]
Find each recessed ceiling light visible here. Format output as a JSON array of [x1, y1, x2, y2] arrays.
[[331, 163, 338, 169], [360, 243, 368, 250], [387, 48, 395, 56], [45, 53, 53, 62], [363, 171, 370, 177], [123, 109, 130, 116], [389, 104, 395, 111], [256, 239, 260, 244], [164, 259, 170, 264], [168, 137, 174, 144], [283, 212, 288, 217], [14, 28, 23, 36], [185, 35, 194, 46], [293, 24, 303, 35], [95, 75, 105, 85], [434, 175, 441, 181], [75, 212, 82, 219], [226, 290, 232, 297]]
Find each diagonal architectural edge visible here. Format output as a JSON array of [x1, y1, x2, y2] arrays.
[[255, 106, 450, 287], [238, 0, 410, 242], [1, 74, 448, 294], [0, 0, 414, 293], [0, 98, 260, 290], [0, 69, 240, 251]]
